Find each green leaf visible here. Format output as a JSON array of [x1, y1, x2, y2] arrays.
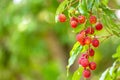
[[112, 45, 120, 59], [112, 30, 120, 37], [100, 5, 116, 19], [72, 66, 84, 80], [78, 0, 88, 16], [87, 0, 95, 11], [109, 61, 116, 76], [55, 0, 69, 22], [68, 43, 82, 67], [99, 68, 110, 80], [67, 42, 83, 76], [101, 0, 109, 6], [117, 67, 120, 76]]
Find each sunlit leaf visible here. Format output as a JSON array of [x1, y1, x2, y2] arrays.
[[112, 45, 120, 59], [87, 0, 95, 11], [101, 0, 109, 6], [67, 42, 83, 76], [78, 0, 88, 16], [100, 5, 116, 19], [72, 66, 84, 80], [109, 61, 116, 76], [99, 68, 110, 80], [112, 30, 120, 37]]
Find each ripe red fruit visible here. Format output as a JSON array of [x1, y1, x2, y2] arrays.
[[83, 69, 91, 78], [85, 27, 94, 34], [70, 20, 78, 28], [80, 58, 89, 67], [81, 53, 89, 59], [88, 48, 95, 56], [70, 17, 78, 22], [78, 57, 84, 65], [78, 15, 86, 24], [76, 31, 85, 46], [84, 36, 91, 45], [89, 62, 97, 70], [95, 23, 103, 30], [92, 38, 99, 47], [58, 14, 66, 22], [89, 15, 97, 24], [80, 30, 86, 35]]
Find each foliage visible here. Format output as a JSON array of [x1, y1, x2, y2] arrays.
[[56, 0, 120, 80]]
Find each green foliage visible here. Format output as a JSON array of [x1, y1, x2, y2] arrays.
[[72, 66, 84, 80], [100, 61, 120, 80], [113, 45, 120, 60], [56, 0, 120, 80], [67, 42, 82, 76], [99, 44, 120, 80], [78, 0, 88, 16]]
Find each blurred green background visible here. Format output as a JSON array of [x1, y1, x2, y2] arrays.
[[0, 0, 120, 80]]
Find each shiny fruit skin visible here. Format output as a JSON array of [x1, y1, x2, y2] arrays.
[[89, 62, 97, 70], [95, 23, 103, 30], [86, 27, 94, 34], [89, 16, 97, 24], [58, 14, 66, 22], [92, 38, 99, 47], [78, 15, 86, 24], [70, 20, 78, 28], [83, 69, 91, 78]]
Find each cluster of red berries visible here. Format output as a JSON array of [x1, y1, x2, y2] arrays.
[[78, 48, 96, 78], [58, 13, 103, 78]]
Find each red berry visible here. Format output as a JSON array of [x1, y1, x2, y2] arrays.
[[86, 27, 94, 34], [80, 30, 86, 35], [78, 57, 84, 65], [83, 69, 91, 78], [89, 15, 97, 24], [70, 20, 78, 28], [70, 17, 78, 22], [95, 23, 103, 30], [84, 36, 91, 45], [89, 62, 97, 70], [58, 14, 66, 22], [78, 15, 86, 24], [76, 32, 85, 46], [76, 33, 84, 42], [81, 53, 89, 59], [80, 58, 89, 67], [92, 38, 99, 47], [88, 48, 95, 56]]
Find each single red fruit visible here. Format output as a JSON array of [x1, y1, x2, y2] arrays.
[[81, 53, 89, 59], [76, 32, 85, 46], [70, 17, 78, 22], [76, 33, 84, 42], [84, 36, 91, 45], [92, 38, 99, 47], [89, 62, 97, 70], [78, 57, 84, 65], [85, 27, 94, 34], [58, 14, 66, 22], [89, 15, 97, 24], [80, 30, 86, 35], [88, 48, 95, 56], [78, 15, 86, 24], [95, 23, 103, 30], [83, 69, 91, 78], [70, 20, 78, 28], [80, 40, 85, 46], [80, 58, 89, 67]]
